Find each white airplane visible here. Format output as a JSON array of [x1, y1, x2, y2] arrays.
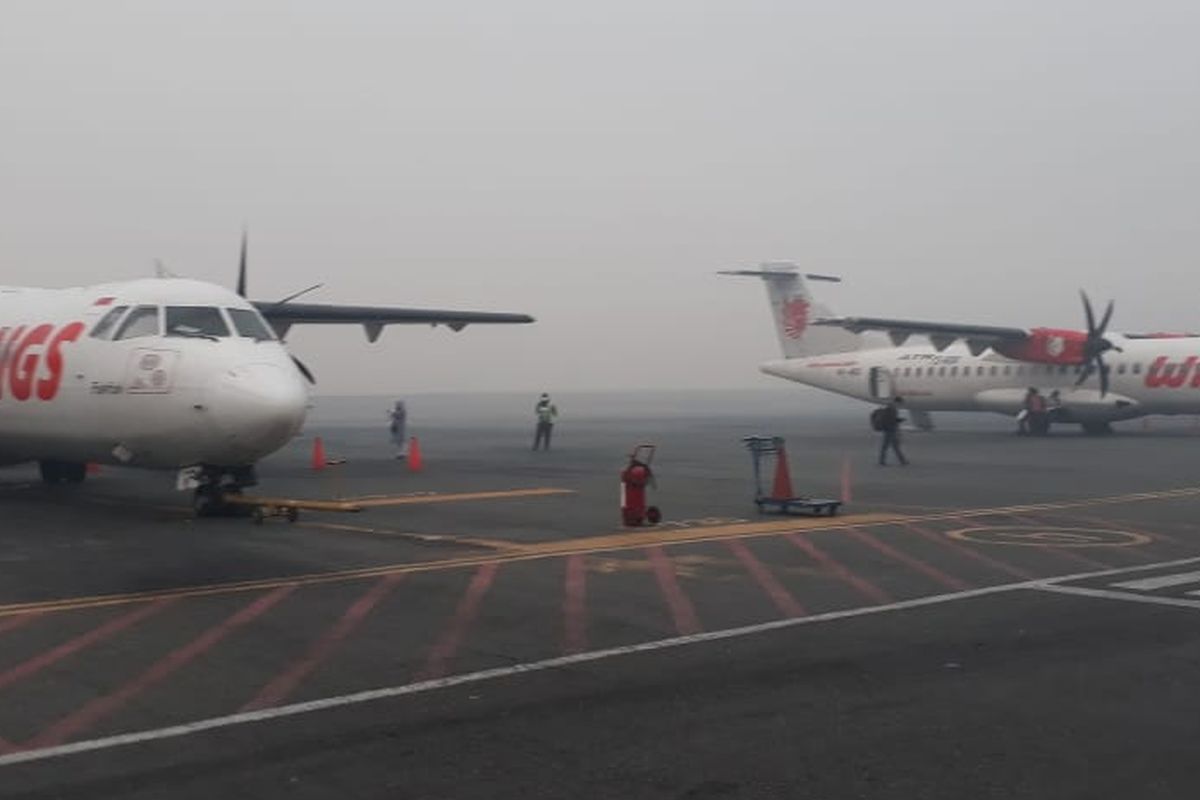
[[726, 263, 1200, 435], [0, 239, 533, 513]]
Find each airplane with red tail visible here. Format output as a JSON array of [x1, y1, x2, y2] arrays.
[[725, 263, 1198, 435]]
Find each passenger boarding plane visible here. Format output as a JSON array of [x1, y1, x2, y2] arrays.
[[726, 263, 1200, 434], [0, 239, 532, 513]]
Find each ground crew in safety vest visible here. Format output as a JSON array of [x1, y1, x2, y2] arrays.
[[533, 393, 558, 451]]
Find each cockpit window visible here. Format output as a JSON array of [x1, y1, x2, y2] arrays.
[[114, 305, 161, 340], [226, 308, 276, 341], [90, 305, 129, 340], [165, 307, 230, 339]]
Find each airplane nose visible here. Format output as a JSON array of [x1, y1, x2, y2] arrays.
[[209, 363, 308, 458]]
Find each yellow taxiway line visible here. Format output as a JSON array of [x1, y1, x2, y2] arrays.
[[345, 487, 576, 508], [3, 486, 1200, 619]]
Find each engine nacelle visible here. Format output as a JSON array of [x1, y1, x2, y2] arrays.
[[994, 328, 1088, 365]]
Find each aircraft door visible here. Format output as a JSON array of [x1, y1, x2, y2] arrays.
[[868, 366, 895, 400]]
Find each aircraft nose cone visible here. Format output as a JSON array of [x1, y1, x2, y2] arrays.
[[210, 363, 308, 459]]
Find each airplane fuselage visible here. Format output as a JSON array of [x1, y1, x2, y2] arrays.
[[762, 334, 1200, 423], [0, 279, 308, 469]]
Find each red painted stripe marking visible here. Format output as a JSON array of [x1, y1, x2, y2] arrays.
[[844, 527, 971, 592], [563, 555, 588, 655], [0, 612, 40, 639], [902, 522, 1036, 580], [646, 546, 702, 636], [26, 586, 294, 749], [418, 563, 499, 681], [785, 534, 892, 604], [726, 540, 806, 618], [0, 600, 174, 693], [241, 575, 403, 712]]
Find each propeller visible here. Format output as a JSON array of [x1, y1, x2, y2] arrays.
[[1075, 291, 1122, 396], [235, 231, 316, 385], [237, 230, 248, 298], [291, 355, 316, 385]]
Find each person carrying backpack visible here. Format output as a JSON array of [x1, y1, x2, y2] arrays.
[[532, 392, 559, 451], [875, 396, 909, 466]]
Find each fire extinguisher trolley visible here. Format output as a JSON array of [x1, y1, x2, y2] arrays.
[[742, 436, 841, 516], [621, 444, 662, 526]]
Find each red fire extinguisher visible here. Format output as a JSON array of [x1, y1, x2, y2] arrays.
[[621, 444, 662, 527]]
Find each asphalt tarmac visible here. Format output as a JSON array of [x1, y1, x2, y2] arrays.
[[2, 391, 1200, 799]]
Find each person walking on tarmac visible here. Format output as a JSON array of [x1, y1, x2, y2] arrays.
[[388, 399, 408, 459], [532, 393, 558, 451], [1017, 387, 1038, 435], [877, 396, 909, 466]]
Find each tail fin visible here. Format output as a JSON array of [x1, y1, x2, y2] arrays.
[[720, 262, 862, 358]]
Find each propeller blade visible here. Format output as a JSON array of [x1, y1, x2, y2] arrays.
[[291, 355, 316, 385], [1075, 360, 1094, 387], [237, 230, 248, 298], [1080, 290, 1096, 334], [1098, 299, 1115, 334], [1098, 358, 1109, 397]]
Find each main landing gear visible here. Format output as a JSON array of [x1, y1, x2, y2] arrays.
[[1081, 421, 1115, 436], [38, 460, 87, 485], [187, 464, 259, 518]]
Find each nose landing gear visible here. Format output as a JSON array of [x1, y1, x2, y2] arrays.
[[184, 464, 259, 517], [38, 460, 88, 485]]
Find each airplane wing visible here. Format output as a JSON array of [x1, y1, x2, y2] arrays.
[[814, 316, 1029, 354], [254, 302, 535, 342]]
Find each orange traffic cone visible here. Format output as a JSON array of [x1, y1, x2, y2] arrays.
[[407, 436, 423, 472], [771, 444, 794, 500], [311, 436, 327, 470]]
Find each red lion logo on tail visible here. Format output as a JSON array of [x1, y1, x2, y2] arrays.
[[782, 298, 810, 339]]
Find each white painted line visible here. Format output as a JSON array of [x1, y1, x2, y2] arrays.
[[4, 554, 1200, 769], [1110, 569, 1200, 592], [1032, 583, 1200, 610]]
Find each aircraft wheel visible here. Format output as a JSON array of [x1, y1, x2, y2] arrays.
[[61, 462, 87, 484], [38, 461, 62, 485], [646, 506, 662, 525], [1082, 421, 1114, 436], [193, 487, 224, 518]]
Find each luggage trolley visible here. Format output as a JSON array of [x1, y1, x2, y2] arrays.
[[742, 436, 841, 516]]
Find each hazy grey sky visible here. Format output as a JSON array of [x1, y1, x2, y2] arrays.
[[3, 1, 1199, 393]]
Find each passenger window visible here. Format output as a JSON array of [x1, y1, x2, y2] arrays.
[[114, 305, 161, 340], [989, 366, 998, 376], [949, 366, 958, 376], [90, 305, 128, 340], [1132, 363, 1142, 374], [915, 368, 923, 377], [166, 307, 230, 339], [938, 366, 946, 377], [1059, 365, 1069, 375], [976, 366, 984, 376], [227, 308, 275, 341], [1003, 366, 1012, 376], [1117, 363, 1127, 375]]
